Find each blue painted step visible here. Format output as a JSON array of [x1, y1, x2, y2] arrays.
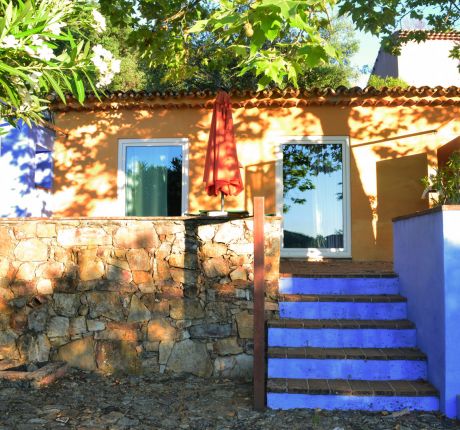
[[267, 392, 439, 411], [268, 320, 416, 348], [280, 277, 400, 295], [267, 378, 439, 411], [268, 274, 439, 413], [268, 358, 427, 380], [279, 296, 407, 320]]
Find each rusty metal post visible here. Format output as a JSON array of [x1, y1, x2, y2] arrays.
[[253, 196, 266, 411]]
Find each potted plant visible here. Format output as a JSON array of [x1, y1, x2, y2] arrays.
[[421, 151, 460, 205]]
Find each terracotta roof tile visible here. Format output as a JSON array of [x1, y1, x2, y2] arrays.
[[397, 30, 460, 41], [51, 86, 460, 112]]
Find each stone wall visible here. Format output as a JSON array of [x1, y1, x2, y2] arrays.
[[0, 217, 280, 379]]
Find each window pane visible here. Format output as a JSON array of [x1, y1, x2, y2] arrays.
[[125, 146, 182, 216], [283, 143, 344, 249]]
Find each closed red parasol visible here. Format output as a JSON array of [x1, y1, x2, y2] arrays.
[[203, 90, 243, 212]]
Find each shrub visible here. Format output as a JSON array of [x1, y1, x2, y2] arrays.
[[368, 74, 409, 89], [422, 152, 460, 206]]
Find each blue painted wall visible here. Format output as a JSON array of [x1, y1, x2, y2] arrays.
[[394, 208, 460, 419], [0, 120, 55, 217], [442, 211, 460, 419]]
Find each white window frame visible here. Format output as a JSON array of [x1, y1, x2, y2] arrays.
[[275, 135, 351, 258], [117, 138, 189, 216]]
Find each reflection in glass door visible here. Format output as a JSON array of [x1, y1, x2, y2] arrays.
[[278, 137, 350, 257]]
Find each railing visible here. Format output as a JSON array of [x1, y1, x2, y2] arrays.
[[253, 196, 266, 411]]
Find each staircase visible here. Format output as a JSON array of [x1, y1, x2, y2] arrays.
[[266, 276, 439, 411]]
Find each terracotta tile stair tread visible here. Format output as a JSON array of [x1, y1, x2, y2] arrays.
[[268, 319, 415, 329], [268, 347, 426, 360], [279, 294, 407, 303], [267, 378, 438, 396], [279, 259, 396, 278]]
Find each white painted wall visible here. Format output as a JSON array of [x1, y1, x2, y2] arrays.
[[372, 39, 460, 87], [398, 40, 460, 87]]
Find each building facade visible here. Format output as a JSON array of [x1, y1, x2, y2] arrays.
[[372, 32, 460, 87], [48, 88, 460, 262]]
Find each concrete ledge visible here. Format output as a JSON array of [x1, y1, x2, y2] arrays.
[[392, 205, 460, 222]]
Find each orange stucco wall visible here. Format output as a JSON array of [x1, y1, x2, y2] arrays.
[[53, 101, 460, 261]]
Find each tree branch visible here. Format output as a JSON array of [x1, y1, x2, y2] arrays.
[[164, 0, 201, 23]]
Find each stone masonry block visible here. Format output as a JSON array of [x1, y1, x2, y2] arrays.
[[235, 311, 253, 339], [57, 228, 111, 247], [96, 340, 140, 374], [57, 336, 96, 371], [126, 249, 150, 271], [147, 318, 176, 342], [14, 239, 48, 262], [114, 226, 159, 249]]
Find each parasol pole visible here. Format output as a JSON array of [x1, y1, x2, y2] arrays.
[[220, 191, 225, 212]]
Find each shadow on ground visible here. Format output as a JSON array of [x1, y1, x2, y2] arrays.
[[0, 369, 459, 430]]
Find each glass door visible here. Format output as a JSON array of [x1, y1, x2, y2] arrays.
[[277, 137, 351, 258]]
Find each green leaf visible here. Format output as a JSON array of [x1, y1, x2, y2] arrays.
[[67, 29, 76, 50], [323, 42, 337, 59], [82, 40, 91, 59], [265, 61, 280, 81], [260, 15, 282, 41], [230, 44, 247, 57], [14, 24, 46, 38], [188, 19, 207, 33], [0, 15, 6, 39], [289, 12, 315, 34], [249, 27, 266, 55], [60, 74, 73, 93], [4, 1, 13, 29], [42, 70, 66, 103], [286, 63, 298, 87], [75, 39, 85, 56], [82, 69, 101, 100], [0, 77, 19, 105], [0, 62, 34, 85], [297, 44, 327, 67], [260, 0, 301, 18], [72, 71, 85, 103], [256, 74, 272, 90], [15, 0, 32, 23]]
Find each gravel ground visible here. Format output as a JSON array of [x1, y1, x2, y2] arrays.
[[0, 370, 459, 430]]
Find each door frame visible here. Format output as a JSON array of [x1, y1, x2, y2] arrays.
[[275, 135, 351, 258], [117, 138, 189, 216]]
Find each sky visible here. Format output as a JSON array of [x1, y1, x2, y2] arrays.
[[349, 30, 382, 87]]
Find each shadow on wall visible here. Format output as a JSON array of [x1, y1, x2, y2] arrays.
[[53, 106, 295, 217], [239, 103, 458, 260], [53, 101, 460, 260], [0, 121, 54, 217], [345, 105, 458, 260], [244, 161, 276, 215], [376, 153, 429, 260], [0, 218, 280, 378], [437, 136, 460, 168]]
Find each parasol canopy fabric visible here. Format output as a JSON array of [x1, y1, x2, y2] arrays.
[[203, 90, 243, 197]]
